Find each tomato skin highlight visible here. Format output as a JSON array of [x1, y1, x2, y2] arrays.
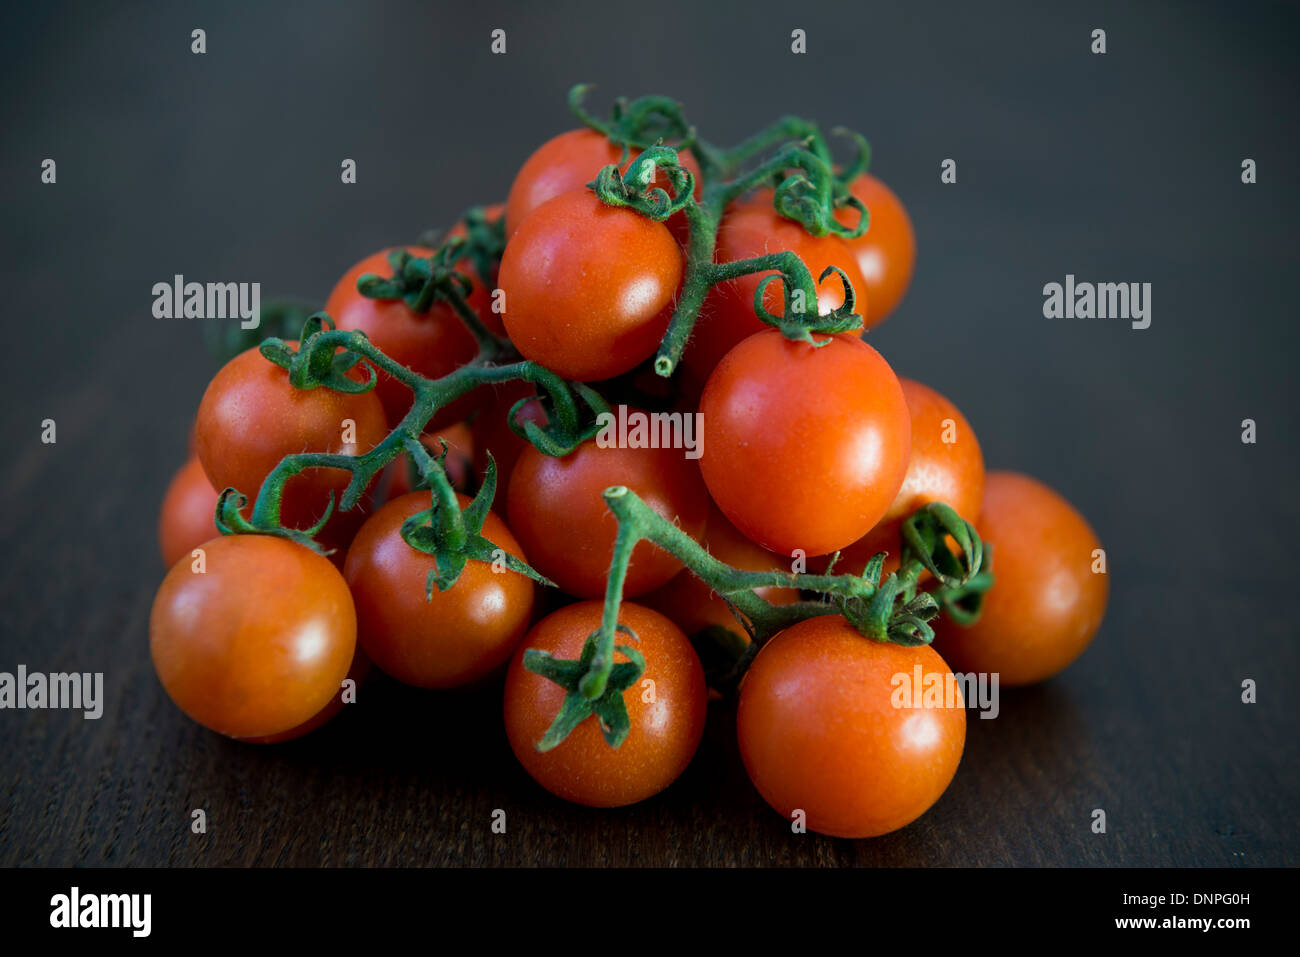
[[238, 647, 372, 745], [699, 329, 911, 557], [503, 601, 707, 808], [683, 193, 869, 382], [158, 457, 221, 568], [837, 173, 916, 326], [932, 471, 1108, 687], [505, 128, 702, 242], [737, 616, 966, 838], [326, 246, 488, 430], [499, 190, 684, 382], [194, 345, 388, 542], [831, 377, 985, 576], [507, 436, 708, 598], [344, 492, 535, 689], [150, 535, 357, 739]]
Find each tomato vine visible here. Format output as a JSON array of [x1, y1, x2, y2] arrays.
[[208, 84, 993, 755]]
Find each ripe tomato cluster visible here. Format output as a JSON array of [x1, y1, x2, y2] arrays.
[[152, 88, 1108, 840]]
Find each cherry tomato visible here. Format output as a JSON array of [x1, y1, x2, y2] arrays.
[[344, 491, 535, 689], [194, 345, 388, 542], [642, 505, 799, 645], [470, 380, 548, 505], [829, 378, 984, 576], [507, 433, 708, 598], [504, 600, 707, 807], [158, 457, 219, 568], [499, 190, 684, 382], [932, 472, 1108, 686], [699, 329, 911, 557], [384, 421, 475, 500], [836, 173, 915, 326], [150, 534, 357, 739], [737, 615, 966, 838], [683, 192, 869, 383], [326, 246, 489, 429], [239, 647, 372, 745], [505, 128, 702, 243]]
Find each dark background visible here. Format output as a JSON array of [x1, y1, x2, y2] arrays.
[[1, 0, 1297, 866]]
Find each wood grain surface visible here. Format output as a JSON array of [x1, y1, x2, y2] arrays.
[[1, 0, 1297, 867]]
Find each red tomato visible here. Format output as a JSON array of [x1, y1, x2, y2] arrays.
[[641, 505, 800, 645], [239, 647, 372, 744], [469, 380, 548, 505], [503, 600, 707, 807], [683, 192, 869, 383], [507, 433, 708, 598], [150, 535, 357, 738], [829, 378, 984, 576], [505, 128, 702, 243], [932, 472, 1108, 686], [699, 329, 911, 557], [836, 173, 915, 326], [326, 245, 488, 429], [384, 421, 475, 499], [158, 457, 220, 567], [194, 346, 388, 545], [344, 491, 535, 689], [737, 615, 966, 838], [499, 190, 684, 381]]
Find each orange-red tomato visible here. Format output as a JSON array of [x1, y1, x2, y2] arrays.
[[737, 615, 966, 838], [504, 601, 707, 808], [505, 128, 702, 242], [500, 190, 684, 382], [837, 173, 915, 326], [326, 246, 488, 429], [830, 378, 984, 576], [344, 492, 535, 689], [158, 457, 220, 567], [683, 192, 869, 383], [507, 435, 708, 598], [194, 346, 388, 545], [641, 506, 800, 644], [932, 472, 1108, 686], [150, 535, 357, 739], [699, 329, 911, 557], [239, 647, 372, 744]]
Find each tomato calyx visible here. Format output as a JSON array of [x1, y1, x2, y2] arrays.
[[507, 380, 610, 458], [522, 627, 646, 751], [568, 83, 697, 157], [213, 487, 338, 556], [398, 444, 554, 596], [416, 203, 507, 291], [356, 245, 509, 357], [588, 145, 696, 224]]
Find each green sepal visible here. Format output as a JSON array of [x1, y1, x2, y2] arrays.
[[525, 632, 647, 751]]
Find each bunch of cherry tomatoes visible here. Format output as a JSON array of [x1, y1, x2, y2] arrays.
[[152, 88, 1108, 840]]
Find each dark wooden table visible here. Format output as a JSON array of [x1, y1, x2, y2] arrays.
[[2, 0, 1297, 867]]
